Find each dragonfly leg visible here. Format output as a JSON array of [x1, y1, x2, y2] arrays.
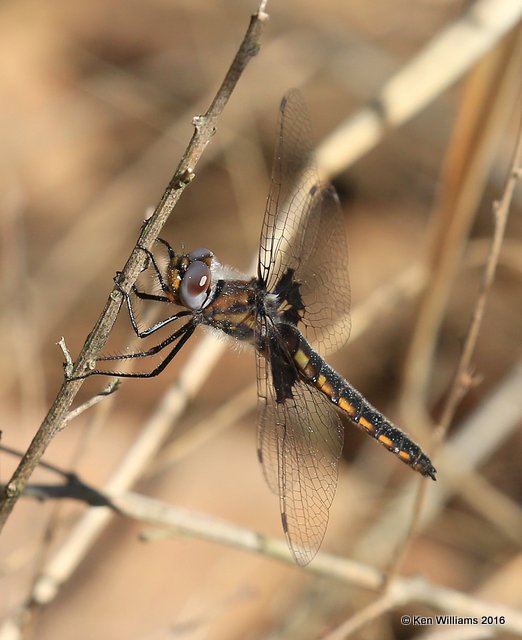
[[68, 321, 195, 379]]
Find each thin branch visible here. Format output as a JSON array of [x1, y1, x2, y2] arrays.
[[63, 380, 120, 424], [383, 67, 522, 586], [0, 445, 74, 479], [14, 479, 111, 508], [435, 112, 522, 442], [400, 28, 522, 439], [0, 1, 269, 532], [10, 481, 522, 635], [53, 340, 121, 423]]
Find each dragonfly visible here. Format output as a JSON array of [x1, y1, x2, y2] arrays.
[[76, 90, 436, 566]]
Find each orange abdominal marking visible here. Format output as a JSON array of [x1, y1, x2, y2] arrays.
[[318, 378, 335, 397], [338, 397, 356, 417], [378, 434, 393, 448], [358, 416, 373, 430], [398, 450, 412, 462]]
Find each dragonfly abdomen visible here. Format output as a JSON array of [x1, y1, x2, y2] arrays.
[[286, 325, 436, 480]]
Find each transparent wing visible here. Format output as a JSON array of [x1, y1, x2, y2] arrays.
[[298, 185, 351, 356], [256, 336, 280, 496], [256, 340, 344, 566], [258, 89, 351, 357]]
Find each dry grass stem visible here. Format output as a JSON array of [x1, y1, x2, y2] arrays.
[[401, 29, 522, 432], [316, 0, 522, 179]]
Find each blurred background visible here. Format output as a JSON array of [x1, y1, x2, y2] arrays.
[[1, 1, 522, 638]]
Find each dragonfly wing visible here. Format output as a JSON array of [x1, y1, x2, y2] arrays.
[[256, 341, 280, 495], [258, 90, 351, 358], [297, 183, 351, 356], [256, 326, 344, 565]]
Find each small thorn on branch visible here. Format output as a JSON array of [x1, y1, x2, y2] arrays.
[[257, 0, 269, 20], [58, 337, 74, 379]]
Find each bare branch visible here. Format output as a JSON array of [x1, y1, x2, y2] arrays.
[[64, 380, 120, 424], [0, 1, 270, 532], [436, 112, 522, 441], [11, 480, 522, 635]]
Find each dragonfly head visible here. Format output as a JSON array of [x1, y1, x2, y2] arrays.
[[168, 247, 214, 310]]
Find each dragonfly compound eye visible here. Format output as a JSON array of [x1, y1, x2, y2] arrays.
[[180, 260, 212, 310], [187, 247, 213, 263]]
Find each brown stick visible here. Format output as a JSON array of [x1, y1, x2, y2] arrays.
[[0, 1, 269, 532], [8, 478, 522, 634], [435, 113, 522, 443]]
